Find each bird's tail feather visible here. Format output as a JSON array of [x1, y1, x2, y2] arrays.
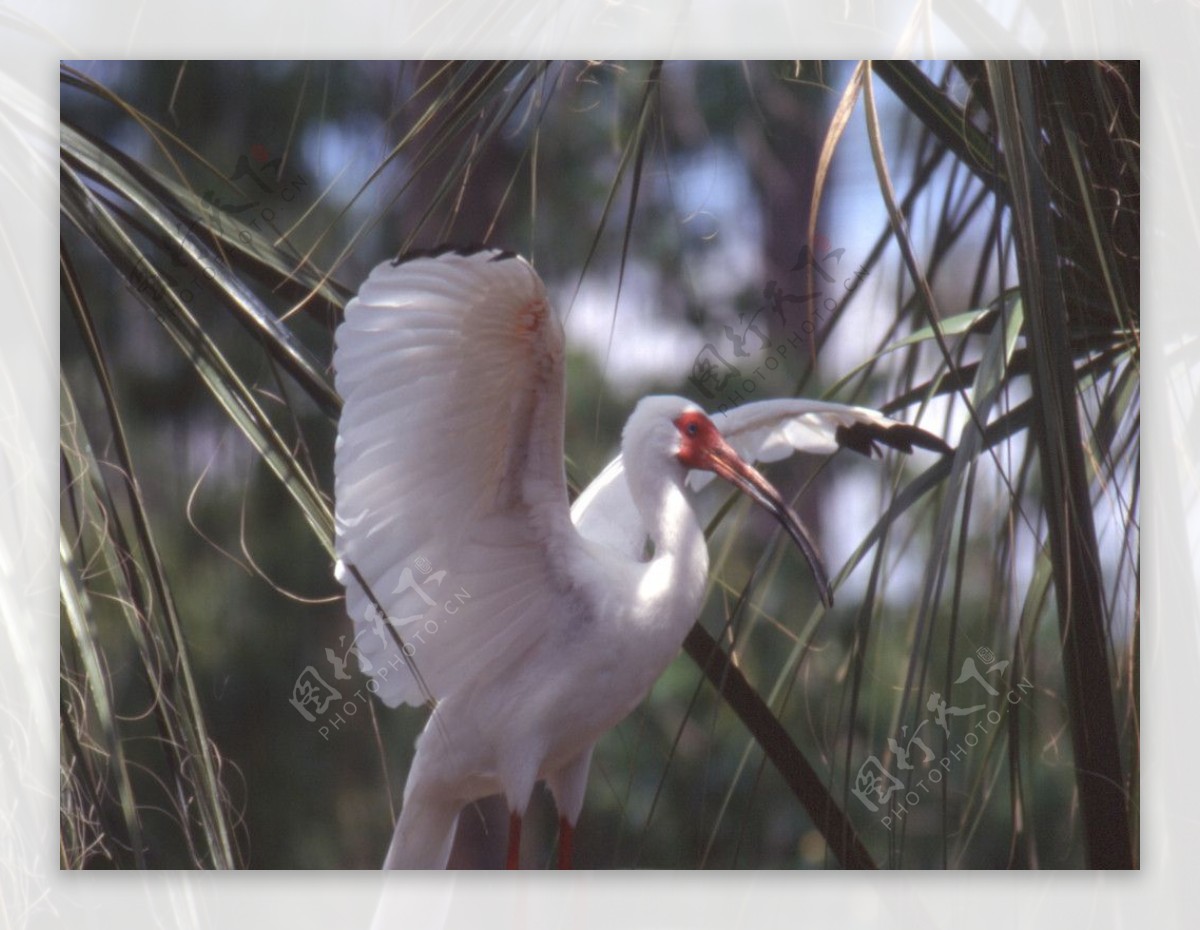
[[382, 794, 462, 869]]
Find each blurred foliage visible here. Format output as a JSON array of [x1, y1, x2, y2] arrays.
[[60, 60, 1137, 869]]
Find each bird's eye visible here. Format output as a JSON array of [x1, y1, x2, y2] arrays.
[[686, 421, 699, 436]]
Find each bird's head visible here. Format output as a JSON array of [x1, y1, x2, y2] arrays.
[[625, 396, 833, 606]]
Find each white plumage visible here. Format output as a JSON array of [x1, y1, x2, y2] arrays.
[[333, 247, 948, 868]]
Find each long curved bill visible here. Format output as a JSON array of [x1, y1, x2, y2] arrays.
[[705, 440, 834, 608]]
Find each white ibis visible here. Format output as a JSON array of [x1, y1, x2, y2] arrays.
[[333, 247, 949, 869]]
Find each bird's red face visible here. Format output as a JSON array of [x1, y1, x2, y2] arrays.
[[672, 409, 833, 607], [673, 409, 725, 470], [673, 410, 775, 498]]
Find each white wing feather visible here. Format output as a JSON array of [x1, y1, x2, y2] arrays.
[[689, 398, 946, 489], [573, 398, 946, 555], [334, 249, 576, 708], [569, 455, 644, 560]]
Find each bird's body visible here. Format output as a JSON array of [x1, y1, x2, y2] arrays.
[[333, 247, 949, 868]]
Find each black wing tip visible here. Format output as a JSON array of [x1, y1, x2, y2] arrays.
[[835, 421, 953, 459], [390, 243, 519, 267]]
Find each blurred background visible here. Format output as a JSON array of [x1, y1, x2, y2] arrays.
[[59, 60, 1139, 869]]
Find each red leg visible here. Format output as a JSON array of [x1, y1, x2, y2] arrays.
[[506, 811, 522, 870], [557, 817, 574, 870]]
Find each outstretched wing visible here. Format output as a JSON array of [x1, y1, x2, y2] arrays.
[[573, 398, 949, 557], [689, 398, 951, 490], [334, 248, 576, 707]]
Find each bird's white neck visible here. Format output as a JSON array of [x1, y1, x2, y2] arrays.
[[598, 450, 708, 685], [622, 444, 709, 598]]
